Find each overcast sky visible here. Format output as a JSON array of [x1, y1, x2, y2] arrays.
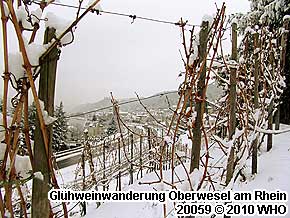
[[0, 0, 250, 110]]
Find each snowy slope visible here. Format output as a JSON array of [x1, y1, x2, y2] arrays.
[[233, 125, 290, 218], [68, 126, 290, 218]]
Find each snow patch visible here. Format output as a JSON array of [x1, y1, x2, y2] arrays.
[[16, 5, 31, 29], [34, 171, 44, 180], [39, 100, 57, 125], [8, 52, 25, 80], [15, 155, 32, 179], [45, 12, 74, 46], [25, 40, 45, 66], [164, 136, 173, 145], [31, 8, 42, 24], [283, 15, 290, 21], [245, 26, 256, 34]]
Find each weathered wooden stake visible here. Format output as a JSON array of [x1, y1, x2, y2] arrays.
[[139, 136, 143, 178], [166, 142, 169, 170], [267, 101, 274, 151], [278, 18, 289, 125], [129, 134, 134, 184], [81, 151, 86, 216], [225, 22, 238, 185], [274, 106, 280, 130], [127, 129, 130, 153], [252, 32, 260, 175], [267, 50, 274, 151], [190, 20, 208, 173], [148, 127, 153, 171], [103, 140, 106, 191], [85, 133, 96, 183], [32, 27, 58, 218], [118, 138, 121, 191], [229, 22, 237, 139]]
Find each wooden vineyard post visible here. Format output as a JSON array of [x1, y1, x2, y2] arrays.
[[278, 18, 289, 126], [164, 141, 168, 170], [32, 27, 58, 218], [167, 141, 170, 169], [129, 134, 134, 185], [267, 101, 274, 151], [80, 131, 88, 216], [127, 129, 130, 153], [103, 140, 106, 191], [161, 128, 166, 169], [139, 136, 143, 178], [190, 20, 208, 173], [225, 22, 238, 185], [229, 22, 238, 140], [267, 49, 275, 151], [185, 144, 188, 163], [274, 106, 280, 130], [163, 141, 166, 170], [147, 127, 153, 172], [84, 131, 96, 184], [252, 32, 260, 175], [118, 138, 121, 191], [81, 151, 86, 216]]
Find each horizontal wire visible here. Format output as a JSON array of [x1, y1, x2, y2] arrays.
[[28, 1, 199, 118], [32, 0, 200, 27], [65, 90, 178, 118]]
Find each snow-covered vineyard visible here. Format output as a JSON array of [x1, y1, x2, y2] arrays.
[[0, 0, 290, 218]]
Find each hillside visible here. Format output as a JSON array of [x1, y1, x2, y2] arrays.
[[70, 82, 223, 114]]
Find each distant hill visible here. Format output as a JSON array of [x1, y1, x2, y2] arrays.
[[70, 82, 223, 114]]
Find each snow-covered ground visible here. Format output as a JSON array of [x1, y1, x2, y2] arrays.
[[234, 127, 290, 193], [58, 125, 290, 218], [233, 125, 290, 218]]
